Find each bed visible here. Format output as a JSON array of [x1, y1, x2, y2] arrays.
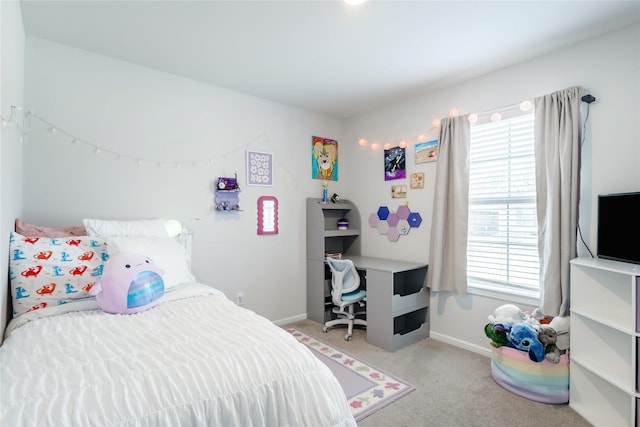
[[2, 218, 356, 426]]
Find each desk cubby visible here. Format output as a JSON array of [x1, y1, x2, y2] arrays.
[[307, 198, 362, 324]]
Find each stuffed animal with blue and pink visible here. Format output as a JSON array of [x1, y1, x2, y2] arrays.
[[90, 252, 164, 314]]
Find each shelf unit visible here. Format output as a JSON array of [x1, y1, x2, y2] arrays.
[[306, 198, 361, 324], [569, 257, 640, 427], [214, 189, 241, 211]]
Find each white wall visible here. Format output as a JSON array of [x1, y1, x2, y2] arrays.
[[344, 24, 640, 353], [23, 37, 346, 323], [0, 0, 25, 339], [12, 19, 640, 353]]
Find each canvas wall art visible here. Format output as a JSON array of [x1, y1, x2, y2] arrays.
[[415, 139, 438, 163], [384, 147, 406, 181], [410, 172, 425, 189], [312, 136, 338, 181]]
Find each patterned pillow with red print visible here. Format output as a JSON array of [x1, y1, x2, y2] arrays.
[[9, 232, 107, 318]]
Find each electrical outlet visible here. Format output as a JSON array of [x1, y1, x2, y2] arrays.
[[236, 292, 245, 305]]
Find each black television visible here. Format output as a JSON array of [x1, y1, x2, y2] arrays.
[[597, 191, 640, 264]]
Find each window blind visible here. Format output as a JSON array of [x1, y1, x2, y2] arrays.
[[467, 108, 539, 293]]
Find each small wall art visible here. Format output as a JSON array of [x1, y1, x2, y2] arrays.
[[384, 146, 406, 181], [246, 150, 273, 186], [410, 172, 425, 189], [415, 139, 438, 163], [391, 185, 407, 198], [312, 136, 338, 181]]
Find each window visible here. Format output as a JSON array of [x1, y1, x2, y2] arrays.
[[467, 105, 539, 301]]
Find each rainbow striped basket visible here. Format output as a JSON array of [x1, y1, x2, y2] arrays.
[[490, 346, 569, 404]]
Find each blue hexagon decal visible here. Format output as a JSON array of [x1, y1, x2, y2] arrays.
[[408, 212, 422, 228], [377, 206, 390, 220]]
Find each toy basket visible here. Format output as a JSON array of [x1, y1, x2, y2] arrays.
[[490, 346, 569, 404]]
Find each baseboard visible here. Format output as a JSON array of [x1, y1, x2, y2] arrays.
[[282, 315, 493, 359], [429, 331, 492, 358], [273, 313, 307, 326]]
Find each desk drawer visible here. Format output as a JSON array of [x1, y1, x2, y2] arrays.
[[391, 309, 429, 352], [392, 287, 429, 317]]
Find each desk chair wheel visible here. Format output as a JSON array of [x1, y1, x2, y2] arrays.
[[344, 334, 352, 341], [322, 326, 329, 333]]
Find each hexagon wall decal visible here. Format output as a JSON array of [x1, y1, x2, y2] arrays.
[[369, 204, 423, 242], [387, 227, 400, 242], [408, 212, 422, 228], [377, 220, 389, 235], [398, 219, 410, 235], [387, 213, 399, 227], [397, 205, 410, 220], [368, 213, 380, 228], [377, 206, 390, 220]]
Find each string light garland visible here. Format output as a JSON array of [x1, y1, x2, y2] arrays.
[[2, 106, 303, 193], [355, 99, 533, 151], [356, 126, 438, 152], [9, 109, 272, 168], [0, 106, 26, 142]]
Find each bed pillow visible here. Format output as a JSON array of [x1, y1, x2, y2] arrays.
[[16, 218, 87, 237], [105, 236, 195, 289], [83, 218, 169, 238], [9, 232, 108, 318]]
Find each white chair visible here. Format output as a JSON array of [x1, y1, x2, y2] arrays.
[[323, 258, 367, 341]]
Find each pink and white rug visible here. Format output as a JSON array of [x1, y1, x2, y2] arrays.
[[286, 328, 415, 422]]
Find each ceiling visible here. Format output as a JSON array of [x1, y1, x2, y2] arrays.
[[19, 0, 640, 119]]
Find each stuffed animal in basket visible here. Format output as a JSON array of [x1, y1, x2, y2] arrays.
[[90, 252, 165, 314], [488, 304, 526, 326], [549, 315, 570, 354], [484, 323, 511, 348], [538, 325, 564, 363], [508, 323, 546, 362]]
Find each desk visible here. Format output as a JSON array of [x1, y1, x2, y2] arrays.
[[305, 197, 429, 351], [344, 256, 429, 352]]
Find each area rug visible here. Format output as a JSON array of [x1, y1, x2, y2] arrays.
[[286, 328, 415, 422]]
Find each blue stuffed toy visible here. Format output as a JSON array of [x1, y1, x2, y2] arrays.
[[508, 323, 546, 362]]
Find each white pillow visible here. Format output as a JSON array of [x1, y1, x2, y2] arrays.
[[105, 236, 195, 289], [83, 218, 169, 237]]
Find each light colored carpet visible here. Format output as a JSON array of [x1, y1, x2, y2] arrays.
[[285, 319, 590, 427]]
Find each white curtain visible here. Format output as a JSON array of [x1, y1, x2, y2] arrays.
[[534, 86, 582, 317], [427, 116, 470, 294]]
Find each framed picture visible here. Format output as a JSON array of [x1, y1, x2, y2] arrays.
[[384, 147, 406, 181], [246, 150, 273, 186], [312, 136, 338, 181], [391, 185, 407, 198], [415, 139, 438, 163], [410, 172, 425, 189]]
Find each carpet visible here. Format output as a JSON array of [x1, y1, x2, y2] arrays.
[[286, 328, 415, 422]]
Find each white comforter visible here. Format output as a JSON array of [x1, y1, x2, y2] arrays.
[[1, 283, 355, 427]]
